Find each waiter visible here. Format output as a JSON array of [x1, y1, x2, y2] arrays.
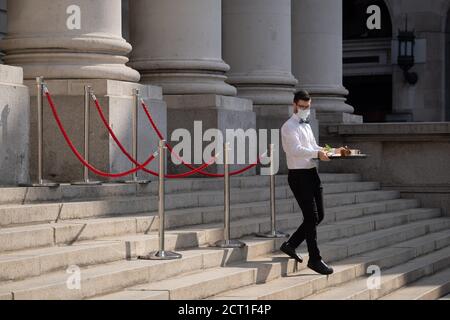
[[280, 90, 345, 275]]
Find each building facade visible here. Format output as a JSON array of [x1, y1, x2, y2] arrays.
[[0, 0, 450, 185], [343, 0, 450, 122]]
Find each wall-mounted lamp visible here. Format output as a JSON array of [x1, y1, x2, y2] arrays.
[[397, 16, 418, 85]]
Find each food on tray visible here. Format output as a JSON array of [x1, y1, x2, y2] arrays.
[[320, 145, 364, 158], [340, 147, 352, 157]]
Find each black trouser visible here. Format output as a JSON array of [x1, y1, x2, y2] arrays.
[[287, 168, 324, 262]]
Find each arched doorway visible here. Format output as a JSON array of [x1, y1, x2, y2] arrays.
[[343, 0, 393, 123]]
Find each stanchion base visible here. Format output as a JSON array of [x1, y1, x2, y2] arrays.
[[214, 240, 247, 249], [19, 182, 60, 188], [256, 231, 290, 239], [71, 181, 102, 186], [138, 250, 182, 260]]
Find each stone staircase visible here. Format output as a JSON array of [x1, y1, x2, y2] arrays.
[[0, 173, 449, 300]]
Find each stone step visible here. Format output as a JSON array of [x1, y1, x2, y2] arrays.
[[0, 174, 362, 205], [321, 190, 399, 210], [0, 233, 286, 284], [111, 228, 450, 301], [379, 268, 450, 300], [0, 204, 430, 281], [439, 294, 450, 300], [2, 215, 447, 301], [127, 267, 257, 300], [321, 215, 450, 257], [93, 290, 169, 300], [303, 246, 450, 300], [325, 198, 420, 223], [0, 185, 290, 227], [210, 233, 450, 300], [0, 185, 392, 228], [320, 208, 442, 240], [0, 205, 439, 272], [0, 240, 282, 300]]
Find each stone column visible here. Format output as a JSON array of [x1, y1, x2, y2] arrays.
[[222, 0, 298, 174], [1, 0, 138, 81], [0, 0, 167, 182], [292, 0, 361, 124], [130, 0, 256, 175], [386, 0, 448, 122], [223, 0, 297, 105], [129, 0, 236, 96]]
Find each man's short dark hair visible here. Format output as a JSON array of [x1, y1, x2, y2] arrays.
[[294, 90, 311, 103]]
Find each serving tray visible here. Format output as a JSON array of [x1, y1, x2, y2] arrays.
[[315, 154, 369, 160]]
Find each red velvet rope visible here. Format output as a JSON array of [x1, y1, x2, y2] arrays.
[[44, 89, 156, 178], [91, 95, 216, 178], [44, 85, 262, 180], [140, 100, 262, 177]]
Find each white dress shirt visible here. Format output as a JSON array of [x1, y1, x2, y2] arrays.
[[281, 113, 328, 170]]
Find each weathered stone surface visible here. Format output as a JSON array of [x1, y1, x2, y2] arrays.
[[24, 79, 166, 183], [129, 0, 236, 96], [0, 64, 29, 185], [292, 0, 353, 115], [164, 94, 256, 175], [223, 0, 297, 105], [0, 0, 139, 81], [321, 123, 450, 216]]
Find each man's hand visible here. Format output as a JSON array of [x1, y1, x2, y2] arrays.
[[318, 150, 330, 162]]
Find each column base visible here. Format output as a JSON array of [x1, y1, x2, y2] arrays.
[[317, 112, 363, 139], [26, 79, 166, 183], [164, 94, 257, 176], [254, 105, 290, 175], [0, 65, 30, 186], [234, 86, 295, 106], [141, 71, 238, 97], [317, 112, 363, 125], [299, 85, 354, 114]]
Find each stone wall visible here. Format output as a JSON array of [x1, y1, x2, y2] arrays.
[[385, 0, 450, 122], [0, 64, 30, 185], [320, 122, 450, 216]]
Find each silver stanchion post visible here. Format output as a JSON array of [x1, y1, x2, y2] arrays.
[[215, 142, 246, 248], [138, 140, 182, 260], [72, 86, 101, 186], [125, 89, 150, 184], [257, 144, 289, 238], [23, 77, 60, 188]]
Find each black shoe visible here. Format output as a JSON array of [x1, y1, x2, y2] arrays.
[[280, 242, 303, 263], [307, 259, 334, 275]]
